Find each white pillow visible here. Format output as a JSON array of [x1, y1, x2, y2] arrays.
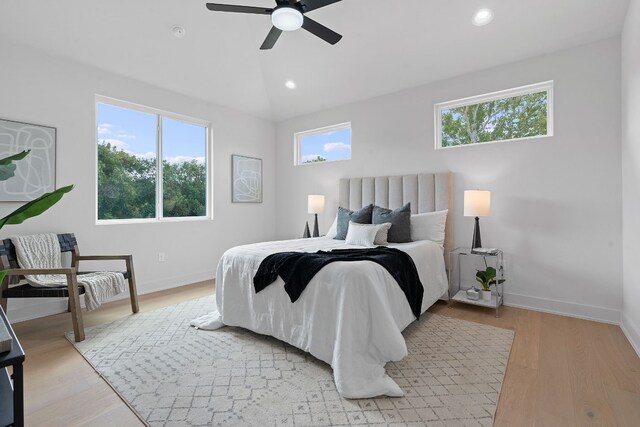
[[345, 221, 391, 247], [326, 215, 338, 239], [373, 222, 392, 245], [410, 209, 448, 246]]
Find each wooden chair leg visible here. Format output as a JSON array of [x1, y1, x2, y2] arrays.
[[66, 273, 85, 342], [126, 256, 139, 314]]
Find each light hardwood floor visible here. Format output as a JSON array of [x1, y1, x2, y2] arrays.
[[9, 281, 640, 427]]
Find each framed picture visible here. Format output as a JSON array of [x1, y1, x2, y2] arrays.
[[232, 155, 262, 203], [0, 118, 56, 201]]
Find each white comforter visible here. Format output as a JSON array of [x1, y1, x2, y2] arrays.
[[195, 237, 448, 399]]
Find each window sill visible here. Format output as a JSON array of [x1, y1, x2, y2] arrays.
[[295, 158, 351, 166], [436, 133, 553, 150], [96, 216, 213, 225]]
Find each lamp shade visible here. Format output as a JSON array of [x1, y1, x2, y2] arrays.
[[464, 190, 491, 217], [308, 195, 325, 214]]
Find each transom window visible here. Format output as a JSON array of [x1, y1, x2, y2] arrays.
[[295, 122, 352, 165], [96, 96, 211, 222], [435, 81, 553, 149]]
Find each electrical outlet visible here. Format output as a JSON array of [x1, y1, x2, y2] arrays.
[[158, 252, 166, 262]]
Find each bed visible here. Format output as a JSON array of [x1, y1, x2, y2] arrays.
[[195, 173, 453, 399]]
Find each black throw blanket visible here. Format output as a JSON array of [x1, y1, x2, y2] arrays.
[[253, 247, 424, 319]]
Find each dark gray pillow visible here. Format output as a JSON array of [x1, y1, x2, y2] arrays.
[[335, 204, 373, 240], [373, 203, 412, 243]]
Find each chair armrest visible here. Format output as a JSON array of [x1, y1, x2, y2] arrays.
[[77, 255, 132, 261], [5, 268, 76, 276]]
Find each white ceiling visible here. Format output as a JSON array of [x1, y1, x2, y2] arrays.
[[0, 0, 629, 121]]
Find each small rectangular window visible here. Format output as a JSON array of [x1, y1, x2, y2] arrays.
[[96, 96, 210, 223], [295, 122, 352, 165], [435, 81, 553, 149]]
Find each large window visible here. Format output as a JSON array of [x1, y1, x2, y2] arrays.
[[96, 96, 210, 222], [435, 81, 553, 149], [295, 122, 352, 165]]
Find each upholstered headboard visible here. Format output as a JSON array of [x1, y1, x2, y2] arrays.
[[338, 172, 453, 266]]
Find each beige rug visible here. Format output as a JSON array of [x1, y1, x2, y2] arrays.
[[67, 296, 513, 426]]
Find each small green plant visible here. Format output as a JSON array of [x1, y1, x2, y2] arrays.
[[0, 150, 73, 283], [475, 256, 505, 291]]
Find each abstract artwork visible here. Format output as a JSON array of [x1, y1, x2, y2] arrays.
[[232, 155, 262, 203], [0, 118, 56, 201]]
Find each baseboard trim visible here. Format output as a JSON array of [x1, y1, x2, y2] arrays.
[[6, 269, 215, 324], [504, 292, 621, 325], [620, 311, 640, 358]]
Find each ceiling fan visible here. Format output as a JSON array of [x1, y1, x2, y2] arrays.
[[205, 0, 343, 50]]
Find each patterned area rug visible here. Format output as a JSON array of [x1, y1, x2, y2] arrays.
[[67, 296, 513, 426]]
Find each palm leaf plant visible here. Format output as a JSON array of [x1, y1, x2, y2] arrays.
[[0, 150, 73, 284], [0, 150, 30, 181]]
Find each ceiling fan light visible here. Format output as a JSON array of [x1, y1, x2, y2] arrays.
[[272, 7, 304, 31]]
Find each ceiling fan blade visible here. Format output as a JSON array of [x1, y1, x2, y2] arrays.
[[296, 0, 342, 13], [302, 16, 342, 45], [205, 3, 272, 15], [260, 26, 283, 50]]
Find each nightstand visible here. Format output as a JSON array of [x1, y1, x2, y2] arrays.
[[1, 307, 25, 427], [448, 247, 505, 317]]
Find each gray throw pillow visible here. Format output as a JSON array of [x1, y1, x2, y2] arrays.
[[373, 203, 412, 243], [335, 204, 374, 240]]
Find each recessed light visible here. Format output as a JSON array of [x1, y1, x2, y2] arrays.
[[285, 80, 296, 90], [172, 26, 186, 38], [472, 8, 494, 26]]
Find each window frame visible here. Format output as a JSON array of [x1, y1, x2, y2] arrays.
[[294, 122, 352, 166], [434, 81, 554, 150], [95, 95, 213, 225]]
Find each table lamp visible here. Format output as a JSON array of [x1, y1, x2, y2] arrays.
[[464, 190, 491, 249], [308, 195, 325, 238]]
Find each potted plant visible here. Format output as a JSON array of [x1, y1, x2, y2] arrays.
[[475, 256, 505, 301]]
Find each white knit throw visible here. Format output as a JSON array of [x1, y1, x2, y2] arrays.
[[10, 233, 126, 310]]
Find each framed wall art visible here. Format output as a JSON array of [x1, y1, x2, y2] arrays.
[[0, 118, 56, 201], [231, 154, 262, 203]]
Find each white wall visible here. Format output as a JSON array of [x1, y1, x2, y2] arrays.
[[621, 0, 640, 354], [276, 38, 623, 323], [0, 34, 627, 328], [0, 40, 277, 322]]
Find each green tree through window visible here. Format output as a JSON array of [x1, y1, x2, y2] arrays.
[[162, 159, 207, 217], [303, 155, 328, 164], [438, 84, 551, 148], [98, 143, 156, 220], [97, 101, 208, 221]]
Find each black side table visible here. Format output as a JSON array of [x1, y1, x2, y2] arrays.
[[0, 307, 24, 427]]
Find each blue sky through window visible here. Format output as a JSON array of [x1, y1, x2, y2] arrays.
[[97, 103, 206, 163], [299, 126, 351, 164], [162, 117, 206, 164]]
